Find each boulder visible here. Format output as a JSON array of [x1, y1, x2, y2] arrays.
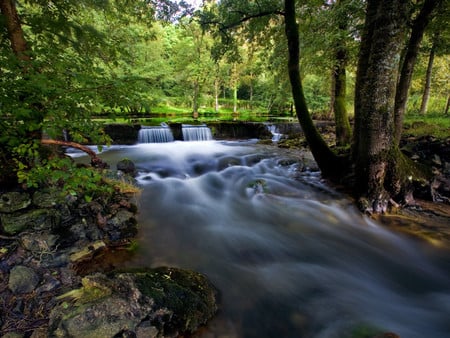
[[8, 265, 40, 294], [117, 159, 137, 176], [49, 267, 218, 337]]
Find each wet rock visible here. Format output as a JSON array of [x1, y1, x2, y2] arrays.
[[69, 240, 106, 263], [8, 265, 40, 294], [1, 209, 60, 235], [104, 209, 137, 242], [20, 233, 59, 254], [117, 158, 137, 176], [48, 267, 218, 337], [0, 192, 31, 213]]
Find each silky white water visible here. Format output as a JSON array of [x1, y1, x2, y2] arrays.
[[69, 141, 450, 338]]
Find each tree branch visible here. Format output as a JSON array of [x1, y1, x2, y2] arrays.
[[41, 139, 108, 168]]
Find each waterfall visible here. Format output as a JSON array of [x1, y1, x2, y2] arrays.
[[267, 124, 283, 142], [138, 125, 174, 143], [182, 124, 213, 141]]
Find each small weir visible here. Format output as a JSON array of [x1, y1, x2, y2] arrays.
[[138, 124, 174, 143], [182, 124, 213, 141], [266, 124, 283, 142], [138, 124, 213, 143]]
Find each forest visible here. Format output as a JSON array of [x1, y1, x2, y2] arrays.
[[1, 0, 449, 210], [1, 1, 450, 337]]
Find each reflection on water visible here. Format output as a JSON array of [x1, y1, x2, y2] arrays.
[[69, 141, 450, 338]]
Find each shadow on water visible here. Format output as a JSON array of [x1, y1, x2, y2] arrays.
[[69, 141, 450, 338]]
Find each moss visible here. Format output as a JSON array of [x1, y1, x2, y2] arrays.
[[134, 267, 218, 333]]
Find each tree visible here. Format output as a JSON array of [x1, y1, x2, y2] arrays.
[[0, 0, 154, 189], [393, 0, 443, 142], [331, 0, 352, 146], [203, 0, 442, 212]]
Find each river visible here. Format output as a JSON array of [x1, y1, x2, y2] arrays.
[[69, 140, 450, 338]]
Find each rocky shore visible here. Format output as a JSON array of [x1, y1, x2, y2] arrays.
[[0, 175, 218, 337]]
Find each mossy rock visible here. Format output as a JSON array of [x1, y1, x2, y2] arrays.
[[134, 267, 219, 334], [49, 267, 218, 337]]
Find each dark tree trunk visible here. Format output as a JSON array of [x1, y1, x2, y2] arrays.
[[284, 0, 343, 179], [393, 0, 442, 143], [419, 43, 436, 115], [353, 0, 411, 212]]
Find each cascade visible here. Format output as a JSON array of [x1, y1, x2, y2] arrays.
[[138, 125, 174, 143], [266, 124, 283, 142], [182, 124, 213, 141]]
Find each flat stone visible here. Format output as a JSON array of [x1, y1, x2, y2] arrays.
[[69, 240, 106, 263], [8, 265, 40, 294]]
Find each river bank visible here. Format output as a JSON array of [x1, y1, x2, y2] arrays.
[[0, 172, 218, 337]]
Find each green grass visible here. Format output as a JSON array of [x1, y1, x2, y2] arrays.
[[403, 114, 450, 139]]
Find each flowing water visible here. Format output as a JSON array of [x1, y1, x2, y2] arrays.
[[69, 141, 450, 338]]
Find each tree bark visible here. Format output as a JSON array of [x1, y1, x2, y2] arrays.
[[0, 0, 30, 61], [284, 0, 343, 178], [332, 0, 352, 147], [419, 43, 436, 115], [393, 0, 442, 143], [214, 77, 219, 113], [353, 0, 410, 212], [41, 139, 108, 169], [193, 80, 200, 119], [445, 94, 450, 115]]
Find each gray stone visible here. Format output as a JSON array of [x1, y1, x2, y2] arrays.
[[0, 192, 31, 213], [8, 265, 40, 294]]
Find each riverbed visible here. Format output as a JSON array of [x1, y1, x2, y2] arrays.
[[70, 140, 450, 338]]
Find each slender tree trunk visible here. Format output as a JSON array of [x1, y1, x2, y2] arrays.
[[419, 44, 435, 115], [232, 63, 238, 118], [193, 80, 199, 119], [333, 52, 352, 147], [0, 0, 30, 61], [445, 94, 450, 115], [284, 0, 342, 179], [214, 77, 219, 113], [353, 0, 411, 212], [393, 0, 442, 143], [329, 71, 336, 120], [333, 0, 352, 147]]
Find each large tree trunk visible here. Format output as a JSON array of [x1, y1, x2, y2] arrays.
[[284, 0, 343, 179], [419, 43, 436, 115], [393, 0, 442, 143], [353, 0, 410, 212]]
